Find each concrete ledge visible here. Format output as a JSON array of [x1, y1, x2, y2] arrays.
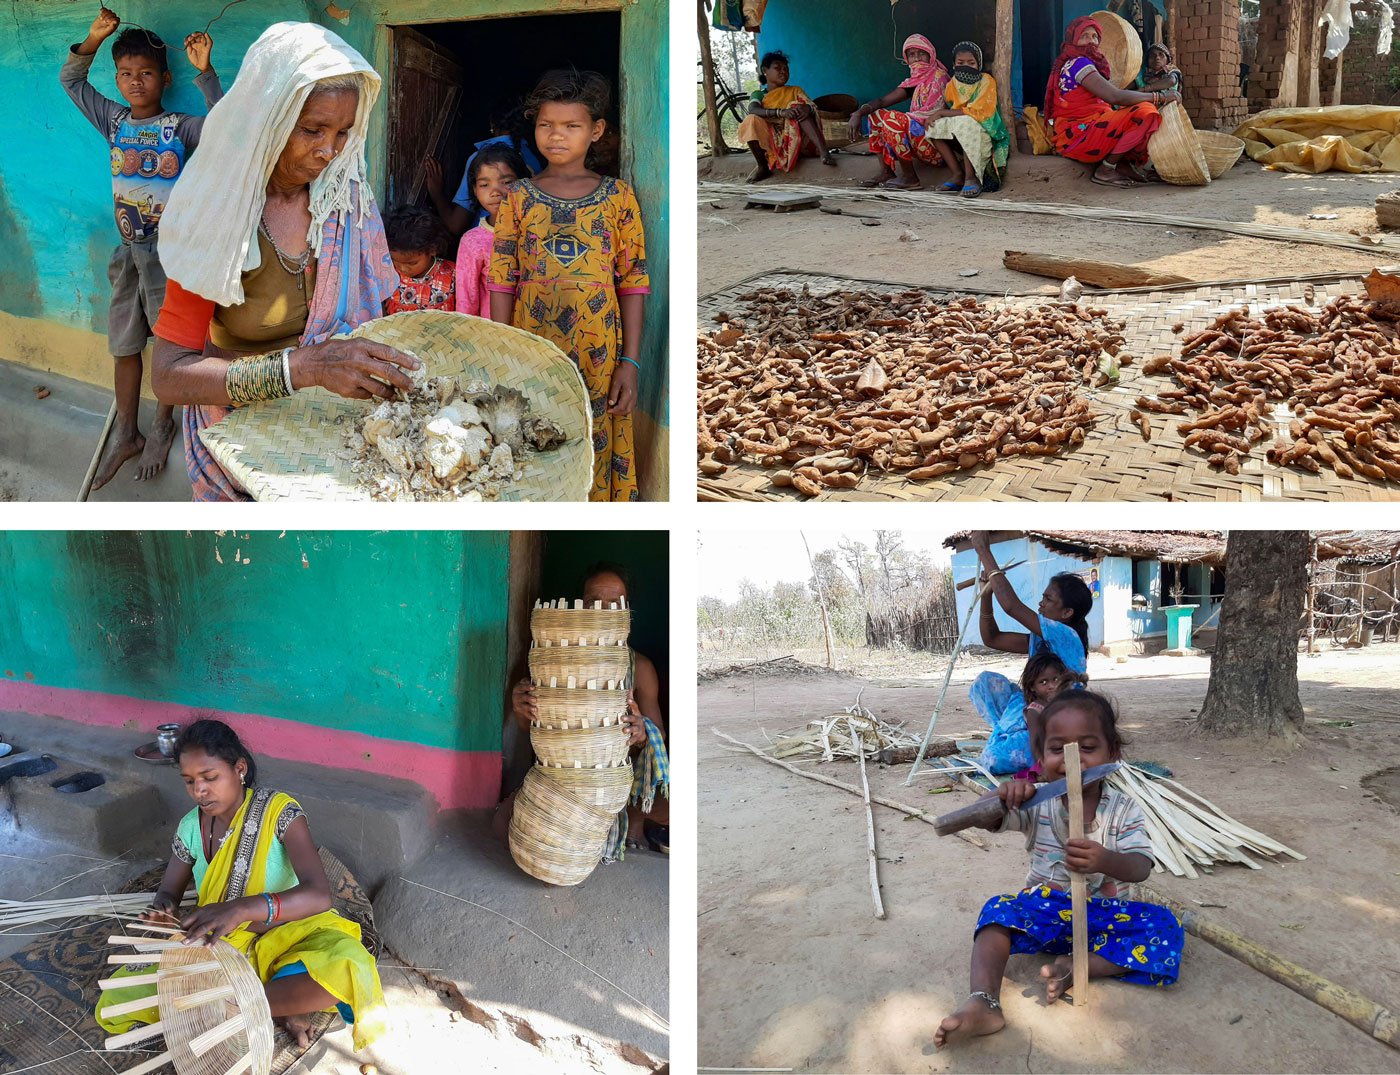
[[0, 710, 436, 893]]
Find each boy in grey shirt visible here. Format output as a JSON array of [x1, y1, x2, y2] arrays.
[[60, 7, 224, 492]]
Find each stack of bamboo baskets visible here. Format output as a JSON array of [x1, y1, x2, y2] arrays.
[[509, 597, 633, 886]]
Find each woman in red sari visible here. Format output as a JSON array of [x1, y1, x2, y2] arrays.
[[1045, 17, 1180, 188], [848, 34, 951, 190]]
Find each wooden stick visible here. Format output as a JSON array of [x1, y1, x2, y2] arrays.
[[1143, 886, 1400, 1052], [105, 1019, 164, 1050], [122, 922, 183, 935], [852, 728, 886, 919], [99, 972, 160, 990], [713, 729, 988, 850], [953, 559, 1027, 591], [99, 991, 162, 1020], [119, 1051, 173, 1075], [108, 936, 184, 949], [1065, 742, 1089, 1007], [174, 983, 236, 1011], [1003, 251, 1190, 290], [108, 954, 161, 965], [993, 0, 1015, 148], [189, 1012, 246, 1057]]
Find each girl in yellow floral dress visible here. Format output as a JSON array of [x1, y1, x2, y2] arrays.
[[488, 70, 649, 502]]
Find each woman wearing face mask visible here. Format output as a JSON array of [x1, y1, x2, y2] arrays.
[[923, 41, 1011, 197], [848, 34, 951, 190]]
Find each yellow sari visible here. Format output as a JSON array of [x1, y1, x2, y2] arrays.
[[96, 789, 387, 1050], [736, 85, 815, 172]]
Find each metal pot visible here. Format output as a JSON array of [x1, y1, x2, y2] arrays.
[[156, 724, 182, 758]]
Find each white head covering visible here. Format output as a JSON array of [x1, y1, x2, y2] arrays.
[[159, 22, 380, 306]]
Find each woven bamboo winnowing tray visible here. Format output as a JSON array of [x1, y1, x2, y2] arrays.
[[1093, 9, 1142, 89], [528, 644, 632, 689], [530, 598, 631, 647], [198, 310, 594, 502], [532, 686, 630, 729]]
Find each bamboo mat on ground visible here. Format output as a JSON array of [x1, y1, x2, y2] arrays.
[[0, 849, 375, 1075], [697, 269, 1399, 503]]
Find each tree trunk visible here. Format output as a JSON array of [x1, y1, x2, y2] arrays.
[[698, 1, 729, 156], [993, 0, 1016, 153], [801, 531, 836, 669], [1195, 531, 1308, 737]]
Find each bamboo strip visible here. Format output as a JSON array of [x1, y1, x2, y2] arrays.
[[713, 729, 989, 850], [852, 728, 885, 920], [99, 991, 162, 1020], [107, 937, 184, 950], [119, 1050, 173, 1075], [99, 972, 160, 990], [189, 1012, 246, 1056], [108, 954, 160, 965], [220, 1055, 254, 1075], [105, 1019, 164, 1050], [1065, 743, 1089, 1007], [174, 982, 237, 1011]]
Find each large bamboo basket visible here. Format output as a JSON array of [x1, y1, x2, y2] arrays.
[[532, 686, 629, 729], [99, 935, 274, 1075], [530, 598, 631, 647], [1093, 10, 1143, 89], [1148, 101, 1212, 186], [509, 767, 614, 886], [535, 762, 634, 814], [1196, 129, 1247, 178], [530, 721, 631, 769], [198, 310, 594, 502], [528, 645, 632, 689]]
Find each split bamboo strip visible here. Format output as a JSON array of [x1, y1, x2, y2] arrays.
[[99, 991, 163, 1020], [108, 954, 161, 965], [221, 1055, 255, 1075], [1143, 886, 1400, 1052], [189, 1012, 246, 1057], [107, 937, 185, 950], [100, 972, 160, 990], [713, 729, 989, 850], [1065, 743, 1089, 1007], [852, 728, 885, 920], [105, 1019, 165, 1050], [118, 1051, 173, 1075], [173, 983, 237, 1011], [698, 180, 1398, 255]]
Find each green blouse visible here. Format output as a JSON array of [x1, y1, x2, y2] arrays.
[[172, 793, 304, 894]]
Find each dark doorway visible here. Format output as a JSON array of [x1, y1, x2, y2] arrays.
[[386, 13, 623, 213]]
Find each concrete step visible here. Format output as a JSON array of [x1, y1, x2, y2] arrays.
[[0, 710, 436, 893]]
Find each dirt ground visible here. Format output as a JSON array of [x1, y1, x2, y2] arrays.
[[698, 646, 1400, 1074], [697, 151, 1396, 297]]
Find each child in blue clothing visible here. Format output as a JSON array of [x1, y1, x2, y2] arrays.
[[60, 7, 223, 492], [934, 691, 1183, 1049]]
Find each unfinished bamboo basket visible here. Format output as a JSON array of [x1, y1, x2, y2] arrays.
[[529, 721, 631, 769], [532, 686, 629, 729], [100, 930, 273, 1075], [530, 598, 631, 647], [1149, 101, 1212, 186], [535, 762, 634, 814], [509, 766, 616, 886], [528, 645, 631, 689], [1092, 10, 1143, 89], [1196, 129, 1246, 178]]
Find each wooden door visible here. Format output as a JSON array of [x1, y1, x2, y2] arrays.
[[388, 27, 465, 207]]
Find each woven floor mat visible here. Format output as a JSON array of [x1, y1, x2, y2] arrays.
[[697, 269, 1398, 502], [0, 850, 377, 1075]]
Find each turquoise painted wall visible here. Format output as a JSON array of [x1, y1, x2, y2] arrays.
[[756, 0, 910, 105], [16, 0, 311, 333], [315, 0, 670, 435], [0, 531, 510, 752]]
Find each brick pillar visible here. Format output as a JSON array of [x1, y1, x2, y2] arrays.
[[1251, 0, 1304, 111], [1177, 0, 1250, 129]]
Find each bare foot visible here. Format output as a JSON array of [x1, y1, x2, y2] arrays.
[[933, 994, 1005, 1048], [279, 1013, 315, 1050], [880, 177, 922, 190], [1041, 956, 1074, 1002], [135, 415, 176, 481], [859, 167, 896, 188], [746, 165, 772, 183], [89, 430, 145, 493]]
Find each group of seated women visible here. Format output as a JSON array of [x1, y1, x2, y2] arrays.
[[739, 18, 1182, 194]]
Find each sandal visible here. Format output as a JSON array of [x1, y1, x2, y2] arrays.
[[880, 179, 923, 191], [961, 183, 983, 199], [1090, 170, 1136, 189], [859, 175, 894, 189], [746, 166, 772, 184], [935, 180, 962, 194]]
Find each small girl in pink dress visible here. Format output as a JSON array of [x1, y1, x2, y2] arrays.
[[454, 145, 530, 318]]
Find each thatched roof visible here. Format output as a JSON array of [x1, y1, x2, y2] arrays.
[[1313, 531, 1400, 564], [944, 531, 1225, 564]]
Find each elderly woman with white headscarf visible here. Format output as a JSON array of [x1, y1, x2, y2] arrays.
[[152, 22, 417, 501]]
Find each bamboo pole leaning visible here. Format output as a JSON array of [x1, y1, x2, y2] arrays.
[[713, 729, 988, 851], [852, 726, 885, 920]]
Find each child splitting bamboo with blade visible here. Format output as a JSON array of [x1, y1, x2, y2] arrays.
[[935, 691, 1184, 1049]]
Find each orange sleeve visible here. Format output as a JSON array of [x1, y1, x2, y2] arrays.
[[153, 278, 216, 351]]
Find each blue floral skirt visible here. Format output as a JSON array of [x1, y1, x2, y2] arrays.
[[976, 885, 1183, 986]]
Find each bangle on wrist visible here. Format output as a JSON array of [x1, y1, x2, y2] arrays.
[[619, 356, 641, 373], [226, 352, 294, 405], [262, 892, 275, 925], [280, 346, 295, 395]]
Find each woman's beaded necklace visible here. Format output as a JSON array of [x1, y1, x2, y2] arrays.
[[258, 215, 312, 282]]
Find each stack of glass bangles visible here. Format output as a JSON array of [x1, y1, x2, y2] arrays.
[[225, 346, 296, 405]]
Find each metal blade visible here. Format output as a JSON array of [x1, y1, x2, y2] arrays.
[[1022, 761, 1121, 810]]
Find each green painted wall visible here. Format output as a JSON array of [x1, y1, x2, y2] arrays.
[[0, 531, 510, 752]]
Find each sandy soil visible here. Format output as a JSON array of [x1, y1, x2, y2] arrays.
[[697, 151, 1396, 297], [699, 646, 1400, 1073]]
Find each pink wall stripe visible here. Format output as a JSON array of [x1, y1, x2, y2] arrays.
[[0, 680, 500, 810]]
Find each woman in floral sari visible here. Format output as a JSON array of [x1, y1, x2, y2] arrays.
[[925, 41, 1011, 197], [1044, 16, 1179, 188], [736, 51, 836, 182], [95, 720, 386, 1052], [848, 34, 951, 190]]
